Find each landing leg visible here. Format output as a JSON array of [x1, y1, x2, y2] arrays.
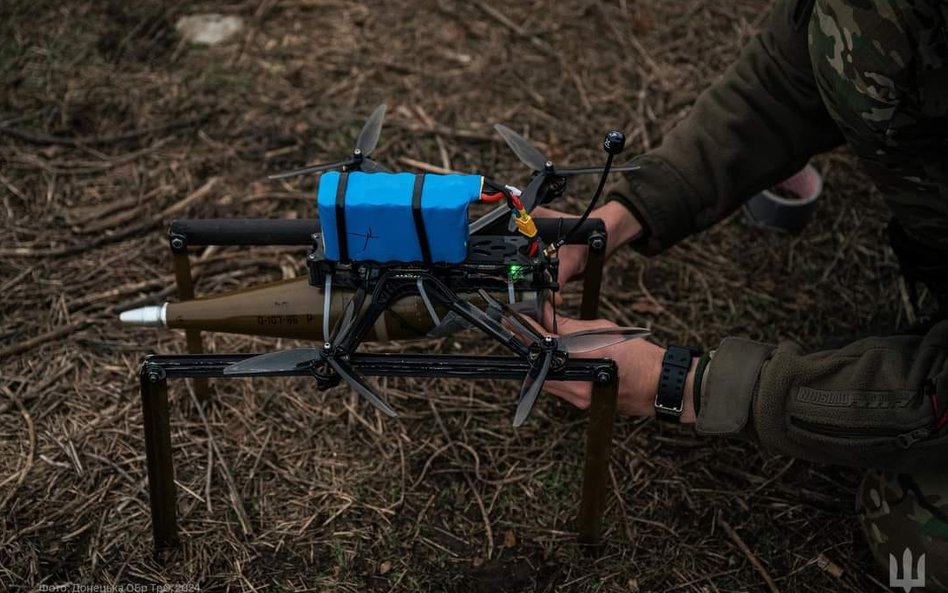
[[140, 361, 179, 552], [575, 228, 616, 545], [172, 251, 210, 402], [577, 374, 619, 545], [580, 231, 606, 321]]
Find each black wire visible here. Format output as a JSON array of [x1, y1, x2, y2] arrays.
[[552, 153, 614, 250]]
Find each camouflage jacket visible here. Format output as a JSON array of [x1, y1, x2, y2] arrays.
[[608, 0, 948, 469]]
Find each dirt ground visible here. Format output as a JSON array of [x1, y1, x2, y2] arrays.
[[0, 0, 916, 591]]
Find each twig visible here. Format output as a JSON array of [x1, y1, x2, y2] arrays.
[[719, 516, 782, 593], [472, 0, 555, 56], [471, 1, 591, 110], [389, 121, 499, 143], [0, 177, 218, 258], [0, 320, 91, 359], [637, 265, 703, 344], [0, 112, 212, 147], [0, 173, 27, 201], [427, 400, 495, 560], [0, 391, 36, 512], [188, 389, 254, 537], [397, 157, 457, 175]]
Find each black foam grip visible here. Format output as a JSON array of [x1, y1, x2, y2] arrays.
[[166, 216, 607, 251], [533, 217, 605, 244], [168, 219, 318, 250]]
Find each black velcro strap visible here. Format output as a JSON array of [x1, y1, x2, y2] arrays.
[[411, 174, 433, 265], [335, 172, 350, 262]]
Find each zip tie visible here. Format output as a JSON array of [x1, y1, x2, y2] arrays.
[[416, 278, 441, 328], [323, 274, 332, 342]]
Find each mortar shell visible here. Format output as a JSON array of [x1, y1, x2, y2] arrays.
[[129, 277, 532, 342]]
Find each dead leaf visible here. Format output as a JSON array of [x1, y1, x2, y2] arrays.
[[816, 554, 844, 578], [379, 560, 392, 575], [503, 529, 516, 548], [630, 299, 664, 315]]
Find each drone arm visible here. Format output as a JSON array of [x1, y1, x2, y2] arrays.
[[421, 276, 531, 358], [334, 276, 416, 353]]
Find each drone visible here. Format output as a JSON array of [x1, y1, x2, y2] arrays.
[[126, 104, 648, 550]]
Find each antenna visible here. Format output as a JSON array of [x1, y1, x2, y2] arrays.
[[547, 129, 626, 254]]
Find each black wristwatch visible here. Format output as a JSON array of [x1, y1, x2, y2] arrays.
[[654, 345, 697, 423]]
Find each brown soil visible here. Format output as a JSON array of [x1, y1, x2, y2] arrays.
[[1, 0, 908, 591]]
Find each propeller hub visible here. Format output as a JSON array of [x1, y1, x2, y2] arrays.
[[543, 161, 554, 172], [322, 342, 333, 354]]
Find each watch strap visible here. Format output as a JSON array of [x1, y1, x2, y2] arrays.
[[655, 345, 696, 422]]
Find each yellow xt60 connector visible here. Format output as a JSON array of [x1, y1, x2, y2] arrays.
[[514, 209, 538, 238]]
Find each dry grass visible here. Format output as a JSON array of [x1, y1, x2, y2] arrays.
[[1, 0, 910, 590]]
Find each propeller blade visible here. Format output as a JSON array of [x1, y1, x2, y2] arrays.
[[553, 163, 641, 176], [494, 124, 549, 171], [519, 173, 546, 213], [326, 356, 398, 417], [355, 104, 386, 156], [478, 290, 543, 343], [513, 348, 553, 427], [360, 157, 389, 173], [558, 327, 650, 354], [223, 348, 321, 375], [268, 158, 352, 180]]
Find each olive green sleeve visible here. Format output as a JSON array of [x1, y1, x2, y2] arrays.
[[608, 0, 844, 254], [695, 320, 948, 471]]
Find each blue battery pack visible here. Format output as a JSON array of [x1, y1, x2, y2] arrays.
[[317, 171, 483, 264]]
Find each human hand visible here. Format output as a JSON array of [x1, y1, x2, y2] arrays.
[[524, 305, 696, 422], [531, 201, 643, 286]]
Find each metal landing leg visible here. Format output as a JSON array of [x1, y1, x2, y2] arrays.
[[576, 229, 617, 546], [140, 362, 179, 553], [171, 246, 210, 402], [577, 375, 619, 545]]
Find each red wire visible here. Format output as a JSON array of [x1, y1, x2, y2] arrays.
[[929, 389, 948, 430]]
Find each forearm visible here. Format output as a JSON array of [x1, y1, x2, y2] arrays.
[[599, 200, 643, 257], [694, 321, 948, 471], [606, 0, 843, 254]]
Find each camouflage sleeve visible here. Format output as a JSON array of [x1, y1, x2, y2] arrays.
[[608, 0, 844, 255], [696, 319, 948, 471]]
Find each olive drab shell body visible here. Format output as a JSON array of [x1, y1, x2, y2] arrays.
[[165, 277, 436, 341], [164, 277, 532, 342]]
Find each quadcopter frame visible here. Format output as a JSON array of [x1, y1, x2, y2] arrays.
[[141, 215, 616, 554]]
